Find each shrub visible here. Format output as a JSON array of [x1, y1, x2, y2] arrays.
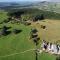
[[31, 34, 38, 38], [33, 14, 44, 22], [31, 28, 38, 33], [41, 25, 46, 29], [1, 26, 11, 36], [13, 29, 22, 34]]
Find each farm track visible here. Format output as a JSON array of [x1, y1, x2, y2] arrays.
[[0, 48, 35, 58]]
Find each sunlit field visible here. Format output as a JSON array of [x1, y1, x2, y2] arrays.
[[0, 9, 60, 60]]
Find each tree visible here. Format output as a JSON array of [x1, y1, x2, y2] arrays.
[[2, 26, 7, 35], [30, 28, 40, 60], [33, 14, 44, 22], [8, 11, 24, 19], [31, 28, 38, 33], [40, 14, 44, 20], [1, 26, 11, 36], [13, 29, 22, 34]]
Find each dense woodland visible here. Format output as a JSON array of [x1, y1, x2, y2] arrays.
[[7, 8, 60, 21]]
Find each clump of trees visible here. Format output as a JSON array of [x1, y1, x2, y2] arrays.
[[0, 26, 22, 36], [8, 11, 24, 19], [41, 25, 46, 29], [3, 17, 12, 23], [13, 29, 22, 34], [30, 28, 40, 45], [1, 26, 11, 36], [7, 10, 45, 24], [3, 8, 60, 25], [33, 14, 44, 22], [6, 11, 25, 24], [31, 29, 38, 34], [30, 28, 40, 60]]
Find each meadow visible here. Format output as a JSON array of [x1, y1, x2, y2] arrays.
[[0, 20, 56, 60], [0, 10, 59, 60]]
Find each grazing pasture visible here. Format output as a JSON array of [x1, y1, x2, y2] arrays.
[[0, 10, 59, 60], [0, 19, 58, 60], [31, 19, 60, 44]]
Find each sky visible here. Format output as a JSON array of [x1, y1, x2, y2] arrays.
[[0, 0, 60, 2]]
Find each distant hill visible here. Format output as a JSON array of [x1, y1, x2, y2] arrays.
[[0, 1, 60, 13], [32, 1, 60, 13], [0, 2, 33, 7]]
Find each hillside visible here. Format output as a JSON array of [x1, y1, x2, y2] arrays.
[[32, 1, 60, 13], [0, 1, 60, 14], [0, 10, 57, 60]]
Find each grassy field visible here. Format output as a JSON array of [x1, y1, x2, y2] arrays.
[[0, 10, 59, 60], [0, 23, 35, 60], [31, 19, 60, 44], [0, 10, 8, 23], [0, 22, 55, 60], [0, 19, 58, 60]]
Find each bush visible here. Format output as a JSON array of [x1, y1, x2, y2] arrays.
[[31, 28, 38, 33], [31, 34, 38, 38], [33, 14, 44, 22], [1, 26, 11, 36], [13, 29, 22, 34], [33, 37, 40, 45]]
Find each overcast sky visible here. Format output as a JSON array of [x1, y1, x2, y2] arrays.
[[0, 0, 60, 2]]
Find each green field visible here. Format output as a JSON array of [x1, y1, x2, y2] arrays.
[[0, 22, 56, 60], [0, 10, 58, 60]]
